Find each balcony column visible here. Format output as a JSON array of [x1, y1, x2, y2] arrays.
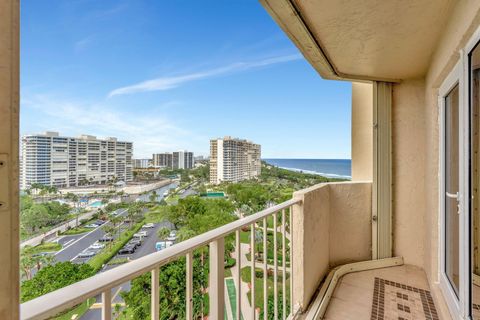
[[351, 82, 373, 181], [0, 0, 20, 319], [373, 81, 393, 259]]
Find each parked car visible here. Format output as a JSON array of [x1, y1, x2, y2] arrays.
[[134, 231, 148, 238], [128, 239, 142, 248], [89, 242, 105, 250], [155, 240, 173, 251], [167, 231, 177, 241], [142, 223, 155, 229], [98, 236, 114, 242], [118, 245, 136, 255], [78, 251, 96, 258]]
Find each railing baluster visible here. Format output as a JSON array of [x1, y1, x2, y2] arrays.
[[186, 252, 193, 320], [289, 206, 293, 315], [274, 212, 278, 319], [209, 239, 225, 319], [235, 229, 242, 320], [151, 267, 159, 320], [251, 223, 256, 319], [263, 218, 268, 320], [102, 289, 111, 320], [282, 209, 287, 319]]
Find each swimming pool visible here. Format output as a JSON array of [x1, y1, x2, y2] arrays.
[[89, 200, 103, 207]]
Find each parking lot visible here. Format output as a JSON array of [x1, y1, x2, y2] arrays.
[[54, 208, 128, 263]]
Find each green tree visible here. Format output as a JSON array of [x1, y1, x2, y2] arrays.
[[20, 254, 36, 280], [157, 227, 170, 240], [21, 204, 49, 233], [121, 253, 208, 319], [21, 262, 95, 302], [149, 191, 158, 203]]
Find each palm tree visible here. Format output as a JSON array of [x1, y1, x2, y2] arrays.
[[110, 216, 123, 238], [157, 227, 170, 240], [20, 254, 35, 280], [149, 190, 157, 203], [102, 224, 116, 248]]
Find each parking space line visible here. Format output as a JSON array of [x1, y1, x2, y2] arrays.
[[55, 209, 127, 256]]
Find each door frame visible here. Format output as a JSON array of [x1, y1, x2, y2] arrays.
[[439, 59, 467, 320]]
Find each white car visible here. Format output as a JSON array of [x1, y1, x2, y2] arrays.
[[142, 223, 155, 229], [78, 251, 96, 258], [85, 223, 100, 228], [167, 231, 177, 241], [89, 242, 105, 250], [135, 231, 148, 237]]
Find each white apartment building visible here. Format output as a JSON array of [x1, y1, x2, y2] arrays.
[[153, 151, 194, 169], [173, 150, 194, 169], [133, 158, 150, 169], [209, 137, 261, 184], [20, 131, 133, 189]]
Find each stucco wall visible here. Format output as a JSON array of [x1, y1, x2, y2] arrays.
[[292, 181, 372, 310], [388, 2, 480, 319], [329, 182, 372, 265], [352, 82, 373, 181], [392, 79, 426, 267]]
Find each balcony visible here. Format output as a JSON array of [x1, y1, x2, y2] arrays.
[[18, 181, 435, 320]]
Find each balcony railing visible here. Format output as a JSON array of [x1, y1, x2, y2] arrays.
[[21, 198, 301, 320]]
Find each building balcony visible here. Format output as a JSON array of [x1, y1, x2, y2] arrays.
[[19, 181, 442, 320]]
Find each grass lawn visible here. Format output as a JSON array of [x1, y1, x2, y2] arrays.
[[241, 266, 291, 317], [225, 267, 233, 278], [107, 257, 129, 266], [60, 227, 92, 235], [24, 242, 61, 254], [53, 297, 95, 320], [242, 229, 291, 265]]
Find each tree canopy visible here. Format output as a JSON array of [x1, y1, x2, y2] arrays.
[[21, 262, 94, 302]]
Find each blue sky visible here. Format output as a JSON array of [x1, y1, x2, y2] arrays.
[[20, 0, 351, 159]]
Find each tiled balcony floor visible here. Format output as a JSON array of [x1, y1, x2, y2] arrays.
[[323, 265, 439, 320]]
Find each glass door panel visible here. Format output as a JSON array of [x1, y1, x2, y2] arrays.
[[471, 44, 480, 319], [445, 83, 460, 296]]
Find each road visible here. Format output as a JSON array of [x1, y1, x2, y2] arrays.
[[179, 186, 197, 199], [55, 209, 128, 263]]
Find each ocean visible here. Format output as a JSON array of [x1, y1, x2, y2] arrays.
[[263, 159, 352, 180]]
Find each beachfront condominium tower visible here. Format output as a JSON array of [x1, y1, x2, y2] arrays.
[[209, 136, 261, 184], [20, 131, 133, 189]]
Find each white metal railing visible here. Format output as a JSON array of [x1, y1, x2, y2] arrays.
[[20, 198, 301, 320]]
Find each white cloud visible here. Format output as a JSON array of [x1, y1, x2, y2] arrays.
[[21, 94, 201, 158], [108, 54, 302, 97]]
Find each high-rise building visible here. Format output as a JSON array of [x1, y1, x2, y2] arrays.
[[209, 137, 261, 184], [153, 151, 194, 169], [173, 150, 194, 169], [133, 158, 150, 169], [20, 131, 133, 189], [152, 153, 172, 168]]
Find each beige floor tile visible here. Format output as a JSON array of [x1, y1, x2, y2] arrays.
[[323, 265, 439, 320]]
